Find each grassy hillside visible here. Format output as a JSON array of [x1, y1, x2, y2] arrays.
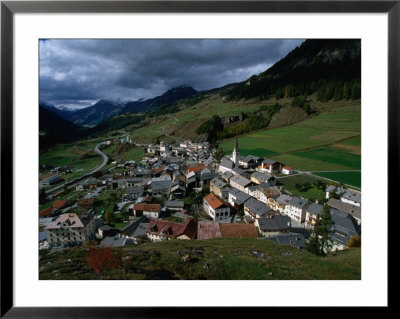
[[219, 102, 361, 186], [39, 238, 361, 280], [39, 139, 105, 182], [101, 142, 145, 163]]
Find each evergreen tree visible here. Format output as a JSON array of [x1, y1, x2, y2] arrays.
[[39, 188, 47, 205], [306, 203, 333, 256]]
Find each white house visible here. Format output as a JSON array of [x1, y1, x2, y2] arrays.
[[229, 174, 252, 192], [243, 197, 276, 221], [285, 196, 309, 223], [305, 202, 323, 228], [270, 194, 292, 214], [228, 188, 251, 208], [203, 193, 231, 221], [218, 157, 235, 174], [147, 144, 157, 154], [133, 203, 161, 218], [45, 212, 96, 248], [281, 166, 293, 175]]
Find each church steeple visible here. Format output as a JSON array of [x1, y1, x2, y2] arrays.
[[233, 138, 239, 168]]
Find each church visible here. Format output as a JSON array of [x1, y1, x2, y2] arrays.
[[218, 138, 241, 174], [231, 138, 239, 168]]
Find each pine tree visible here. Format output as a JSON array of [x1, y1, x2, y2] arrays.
[[39, 188, 47, 205], [306, 203, 333, 256]]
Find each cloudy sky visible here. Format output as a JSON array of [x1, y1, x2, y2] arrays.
[[40, 39, 305, 109]]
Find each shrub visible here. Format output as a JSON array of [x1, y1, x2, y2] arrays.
[[86, 246, 116, 276]]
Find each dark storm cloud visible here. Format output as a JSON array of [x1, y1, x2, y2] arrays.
[[39, 39, 304, 108]]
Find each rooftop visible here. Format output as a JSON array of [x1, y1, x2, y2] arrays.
[[257, 215, 291, 231], [197, 221, 222, 240], [219, 223, 258, 238], [230, 174, 252, 187], [327, 198, 361, 219], [134, 203, 161, 212], [204, 193, 229, 210]]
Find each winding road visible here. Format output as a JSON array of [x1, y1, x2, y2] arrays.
[[90, 142, 109, 174], [44, 140, 111, 198]]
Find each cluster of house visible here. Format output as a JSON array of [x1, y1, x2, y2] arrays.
[[39, 138, 361, 253], [40, 210, 304, 250], [147, 140, 212, 160]]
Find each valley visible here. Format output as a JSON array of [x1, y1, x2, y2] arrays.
[[38, 39, 363, 282]]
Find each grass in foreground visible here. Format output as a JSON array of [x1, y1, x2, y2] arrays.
[[39, 238, 361, 280]]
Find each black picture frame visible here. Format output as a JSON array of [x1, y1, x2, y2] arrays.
[[1, 0, 395, 317]]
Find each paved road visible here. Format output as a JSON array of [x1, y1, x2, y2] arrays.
[[45, 143, 108, 197], [90, 142, 109, 174]]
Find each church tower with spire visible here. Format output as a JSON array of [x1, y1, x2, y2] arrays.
[[232, 138, 239, 168]]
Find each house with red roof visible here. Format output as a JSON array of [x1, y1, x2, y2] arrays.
[[53, 199, 68, 210], [146, 218, 198, 242], [282, 166, 293, 175], [133, 203, 161, 218], [203, 193, 231, 221], [39, 206, 54, 218]]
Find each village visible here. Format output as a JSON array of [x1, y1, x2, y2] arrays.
[[39, 137, 361, 254]]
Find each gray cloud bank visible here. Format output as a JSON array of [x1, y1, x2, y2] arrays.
[[40, 39, 304, 109]]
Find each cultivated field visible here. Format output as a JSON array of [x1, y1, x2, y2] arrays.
[[312, 171, 361, 189], [220, 104, 361, 186]]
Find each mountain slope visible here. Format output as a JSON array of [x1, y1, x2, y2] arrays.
[[67, 99, 128, 127], [39, 105, 84, 150], [124, 85, 198, 113], [39, 100, 75, 122], [64, 85, 198, 127], [226, 39, 361, 101]]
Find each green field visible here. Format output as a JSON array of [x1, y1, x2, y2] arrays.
[[128, 97, 274, 143], [39, 237, 361, 280], [220, 105, 361, 173], [277, 174, 327, 202], [312, 171, 361, 188], [40, 144, 102, 170], [123, 146, 144, 162], [102, 143, 144, 163]]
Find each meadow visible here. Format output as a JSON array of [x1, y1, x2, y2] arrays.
[[39, 237, 361, 280], [220, 104, 360, 178], [277, 174, 327, 202], [312, 171, 361, 189], [40, 144, 102, 173], [102, 143, 144, 163], [128, 97, 270, 143]]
